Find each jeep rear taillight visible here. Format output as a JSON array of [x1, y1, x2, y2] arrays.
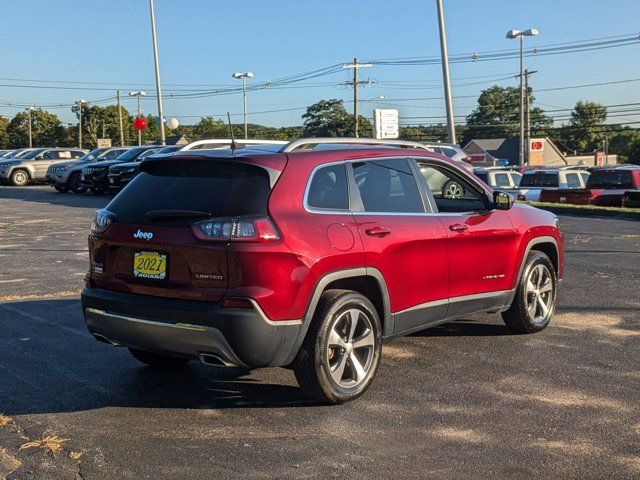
[[191, 217, 280, 242]]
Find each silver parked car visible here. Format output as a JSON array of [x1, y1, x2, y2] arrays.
[[46, 147, 130, 193], [423, 142, 473, 171], [0, 148, 87, 186]]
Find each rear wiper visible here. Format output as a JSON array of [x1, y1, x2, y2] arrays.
[[146, 210, 213, 221]]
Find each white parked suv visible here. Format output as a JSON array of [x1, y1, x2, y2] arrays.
[[474, 167, 522, 190], [505, 167, 590, 201]]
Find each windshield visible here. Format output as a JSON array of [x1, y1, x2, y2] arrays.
[[80, 148, 106, 162], [587, 170, 634, 189], [113, 147, 150, 162], [107, 160, 271, 226], [19, 148, 47, 160]]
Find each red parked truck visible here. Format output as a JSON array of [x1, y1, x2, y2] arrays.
[[82, 138, 564, 403], [540, 165, 640, 206]]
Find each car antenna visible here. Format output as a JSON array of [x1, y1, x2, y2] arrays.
[[227, 112, 237, 151]]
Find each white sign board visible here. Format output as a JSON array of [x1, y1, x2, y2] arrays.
[[97, 138, 112, 148], [373, 109, 399, 139]]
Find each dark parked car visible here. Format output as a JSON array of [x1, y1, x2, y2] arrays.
[[107, 146, 179, 191], [81, 146, 159, 194], [82, 138, 564, 404]]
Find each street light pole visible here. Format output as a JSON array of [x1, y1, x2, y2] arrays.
[[242, 76, 248, 139], [149, 0, 166, 146], [129, 91, 146, 146], [232, 72, 254, 139], [507, 28, 538, 166], [436, 0, 456, 144]]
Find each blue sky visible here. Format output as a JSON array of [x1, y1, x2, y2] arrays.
[[1, 0, 639, 128]]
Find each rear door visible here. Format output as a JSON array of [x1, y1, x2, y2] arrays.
[[416, 160, 519, 316], [350, 158, 449, 334], [90, 159, 275, 301]]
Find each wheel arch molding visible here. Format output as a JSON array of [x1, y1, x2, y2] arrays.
[[508, 235, 560, 305], [285, 267, 392, 366]]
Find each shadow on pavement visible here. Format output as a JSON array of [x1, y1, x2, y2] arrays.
[[0, 185, 111, 209], [1, 299, 321, 416]]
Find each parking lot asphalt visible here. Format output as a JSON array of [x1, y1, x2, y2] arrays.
[[0, 186, 639, 479]]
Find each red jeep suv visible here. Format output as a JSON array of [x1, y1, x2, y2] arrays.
[[82, 138, 564, 403]]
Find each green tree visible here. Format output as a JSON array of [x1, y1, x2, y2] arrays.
[[608, 129, 640, 164], [192, 116, 229, 139], [302, 99, 372, 137], [561, 101, 608, 153], [0, 116, 9, 148], [72, 104, 134, 148], [462, 85, 552, 145], [6, 109, 66, 148]]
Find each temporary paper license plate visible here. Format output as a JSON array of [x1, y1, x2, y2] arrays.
[[133, 251, 167, 280]]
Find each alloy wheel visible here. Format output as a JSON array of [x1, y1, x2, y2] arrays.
[[525, 264, 554, 325], [444, 182, 463, 199], [326, 308, 376, 388]]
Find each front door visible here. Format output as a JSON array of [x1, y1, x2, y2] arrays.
[[350, 158, 449, 335], [416, 160, 519, 317]]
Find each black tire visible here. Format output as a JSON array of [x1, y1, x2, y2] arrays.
[[502, 251, 557, 334], [10, 169, 30, 187], [54, 185, 69, 193], [293, 289, 382, 404], [69, 173, 86, 193], [442, 179, 465, 199], [128, 348, 190, 368]]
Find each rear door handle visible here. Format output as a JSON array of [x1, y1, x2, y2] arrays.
[[449, 223, 469, 233], [365, 226, 391, 237]]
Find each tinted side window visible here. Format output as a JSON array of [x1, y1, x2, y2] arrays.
[[307, 164, 349, 210], [353, 159, 424, 213], [566, 173, 580, 188]]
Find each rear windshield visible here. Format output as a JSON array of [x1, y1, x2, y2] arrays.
[[106, 160, 271, 225], [586, 170, 634, 189], [520, 172, 559, 187]]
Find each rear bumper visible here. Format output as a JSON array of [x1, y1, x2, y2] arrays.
[[81, 287, 302, 368]]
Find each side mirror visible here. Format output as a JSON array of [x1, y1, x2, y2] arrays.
[[493, 191, 514, 210]]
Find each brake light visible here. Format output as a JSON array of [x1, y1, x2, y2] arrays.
[[517, 194, 526, 201], [191, 217, 280, 242], [91, 209, 113, 233]]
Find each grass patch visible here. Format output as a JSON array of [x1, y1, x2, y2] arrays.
[[526, 201, 640, 215], [0, 414, 12, 426], [19, 435, 68, 455], [68, 450, 83, 462]]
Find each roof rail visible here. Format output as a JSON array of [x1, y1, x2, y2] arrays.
[[181, 139, 287, 151], [280, 137, 433, 153]]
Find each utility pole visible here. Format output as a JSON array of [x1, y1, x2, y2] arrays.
[[116, 90, 124, 146], [343, 58, 372, 137], [76, 100, 86, 149], [27, 107, 33, 148], [149, 0, 166, 146], [523, 69, 537, 164], [506, 28, 538, 166], [436, 0, 456, 144]]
